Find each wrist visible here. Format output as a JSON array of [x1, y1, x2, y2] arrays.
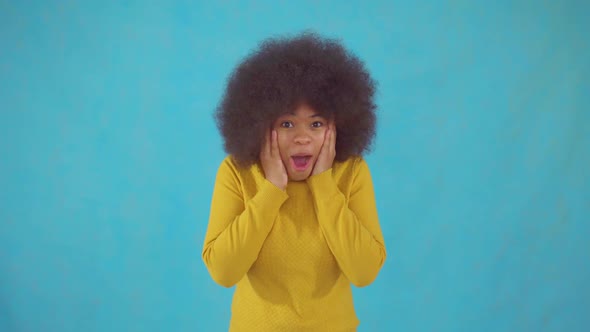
[[267, 177, 287, 190], [311, 167, 331, 177]]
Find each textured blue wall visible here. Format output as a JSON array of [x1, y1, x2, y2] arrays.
[[1, 1, 588, 331]]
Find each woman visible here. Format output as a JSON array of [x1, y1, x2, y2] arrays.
[[202, 32, 387, 331]]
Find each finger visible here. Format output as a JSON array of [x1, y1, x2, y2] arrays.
[[323, 125, 330, 146], [326, 125, 333, 147], [261, 130, 269, 158], [331, 123, 336, 153], [319, 128, 328, 155], [268, 129, 273, 155], [271, 130, 279, 158], [332, 122, 336, 141]]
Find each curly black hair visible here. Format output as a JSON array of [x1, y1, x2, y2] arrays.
[[214, 32, 377, 167]]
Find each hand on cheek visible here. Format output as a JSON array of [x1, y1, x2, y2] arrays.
[[260, 129, 288, 190], [311, 122, 336, 176]]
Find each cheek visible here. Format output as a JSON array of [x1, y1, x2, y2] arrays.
[[276, 132, 291, 156], [312, 131, 326, 150]]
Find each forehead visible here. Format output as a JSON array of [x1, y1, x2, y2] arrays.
[[279, 104, 326, 119]]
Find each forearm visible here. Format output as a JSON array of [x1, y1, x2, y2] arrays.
[[316, 194, 386, 286], [307, 167, 386, 287], [202, 180, 288, 287]]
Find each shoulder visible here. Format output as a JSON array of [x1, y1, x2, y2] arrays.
[[331, 156, 372, 186], [218, 155, 239, 172], [333, 156, 369, 174], [216, 155, 265, 187], [218, 155, 258, 173]]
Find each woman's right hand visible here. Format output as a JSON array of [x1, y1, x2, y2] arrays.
[[260, 129, 288, 190]]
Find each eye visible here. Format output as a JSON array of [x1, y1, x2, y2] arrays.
[[311, 121, 324, 128], [280, 121, 293, 128]]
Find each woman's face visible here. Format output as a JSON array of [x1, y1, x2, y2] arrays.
[[272, 104, 330, 181]]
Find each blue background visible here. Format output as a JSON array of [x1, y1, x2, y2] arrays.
[[1, 1, 589, 331]]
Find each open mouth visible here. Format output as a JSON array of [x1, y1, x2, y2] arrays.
[[291, 155, 312, 171]]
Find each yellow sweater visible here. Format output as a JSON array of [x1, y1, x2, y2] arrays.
[[202, 156, 386, 331]]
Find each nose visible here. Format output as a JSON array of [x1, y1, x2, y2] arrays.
[[293, 127, 311, 145]]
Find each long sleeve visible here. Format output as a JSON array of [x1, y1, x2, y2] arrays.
[[202, 158, 289, 287], [306, 158, 386, 287]]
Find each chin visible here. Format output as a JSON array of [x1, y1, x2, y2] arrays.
[[288, 172, 311, 182]]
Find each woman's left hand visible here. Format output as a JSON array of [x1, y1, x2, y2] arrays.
[[311, 122, 336, 176]]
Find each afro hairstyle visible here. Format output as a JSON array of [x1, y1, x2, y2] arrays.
[[214, 32, 377, 167]]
